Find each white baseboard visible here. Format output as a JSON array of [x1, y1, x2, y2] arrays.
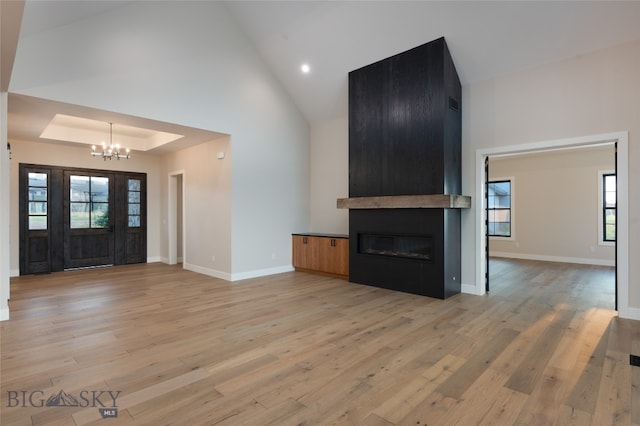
[[147, 256, 163, 263], [231, 265, 295, 282], [619, 306, 640, 321], [9, 269, 19, 277], [491, 251, 615, 267], [461, 283, 482, 296], [184, 263, 232, 281], [0, 305, 9, 321]]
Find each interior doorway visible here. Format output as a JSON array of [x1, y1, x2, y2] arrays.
[[168, 171, 185, 266], [485, 146, 616, 311], [475, 132, 629, 316]]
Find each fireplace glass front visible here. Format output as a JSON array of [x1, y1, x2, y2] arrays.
[[358, 234, 433, 261]]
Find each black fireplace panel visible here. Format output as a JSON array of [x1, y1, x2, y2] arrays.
[[349, 209, 460, 299], [349, 37, 460, 198]]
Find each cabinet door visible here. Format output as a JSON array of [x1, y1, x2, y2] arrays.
[[332, 238, 349, 276], [318, 238, 349, 276], [292, 235, 310, 268], [316, 238, 332, 273], [308, 237, 322, 271]]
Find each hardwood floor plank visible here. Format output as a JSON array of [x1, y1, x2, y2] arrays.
[[547, 308, 612, 372], [256, 398, 307, 425], [478, 387, 529, 426], [505, 308, 576, 395], [564, 322, 611, 414], [370, 354, 466, 424], [554, 404, 592, 426], [396, 391, 459, 426], [591, 348, 633, 424], [437, 368, 512, 425], [357, 413, 394, 426], [514, 366, 571, 425], [435, 327, 520, 399], [124, 375, 222, 419]]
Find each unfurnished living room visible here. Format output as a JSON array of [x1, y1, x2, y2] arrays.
[[1, 1, 639, 425]]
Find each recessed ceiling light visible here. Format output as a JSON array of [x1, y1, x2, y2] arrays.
[[301, 63, 311, 74]]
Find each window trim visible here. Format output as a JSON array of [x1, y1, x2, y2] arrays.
[[487, 176, 515, 241], [598, 170, 615, 246]]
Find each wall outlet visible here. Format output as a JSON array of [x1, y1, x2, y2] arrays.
[[211, 255, 216, 262], [271, 252, 277, 260]]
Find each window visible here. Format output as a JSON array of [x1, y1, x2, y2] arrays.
[[488, 180, 511, 237], [70, 175, 109, 229], [28, 172, 48, 230], [603, 173, 616, 242], [128, 179, 141, 227]]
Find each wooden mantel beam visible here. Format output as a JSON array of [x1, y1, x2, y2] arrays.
[[337, 194, 471, 210]]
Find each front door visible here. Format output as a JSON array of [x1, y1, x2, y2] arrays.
[[20, 164, 147, 274], [63, 171, 115, 269]]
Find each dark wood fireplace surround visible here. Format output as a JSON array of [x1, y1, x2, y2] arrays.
[[339, 37, 470, 299]]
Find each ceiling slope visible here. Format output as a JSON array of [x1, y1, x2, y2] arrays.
[[11, 1, 640, 128]]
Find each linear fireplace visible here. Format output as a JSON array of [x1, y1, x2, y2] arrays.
[[340, 37, 470, 299], [359, 234, 433, 261]]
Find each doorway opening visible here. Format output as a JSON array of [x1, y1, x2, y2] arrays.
[[168, 171, 185, 266], [475, 132, 629, 317]]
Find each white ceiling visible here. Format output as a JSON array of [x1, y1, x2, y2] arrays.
[[223, 0, 640, 124], [9, 93, 227, 154], [8, 1, 640, 146]]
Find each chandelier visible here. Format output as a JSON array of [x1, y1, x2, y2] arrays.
[[91, 122, 130, 160]]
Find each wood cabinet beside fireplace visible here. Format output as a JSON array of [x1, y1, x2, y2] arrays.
[[292, 233, 349, 279]]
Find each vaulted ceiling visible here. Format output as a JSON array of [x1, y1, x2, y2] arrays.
[[6, 1, 640, 148]]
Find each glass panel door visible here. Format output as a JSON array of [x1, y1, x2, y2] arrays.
[[64, 172, 115, 269], [20, 168, 52, 274]]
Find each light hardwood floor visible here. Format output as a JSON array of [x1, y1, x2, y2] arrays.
[[1, 259, 638, 425]]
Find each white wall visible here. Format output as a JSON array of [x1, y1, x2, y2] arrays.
[[309, 39, 640, 317], [161, 137, 232, 279], [489, 148, 615, 265], [9, 1, 310, 278], [1, 93, 10, 320], [8, 139, 163, 273], [310, 116, 348, 235]]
